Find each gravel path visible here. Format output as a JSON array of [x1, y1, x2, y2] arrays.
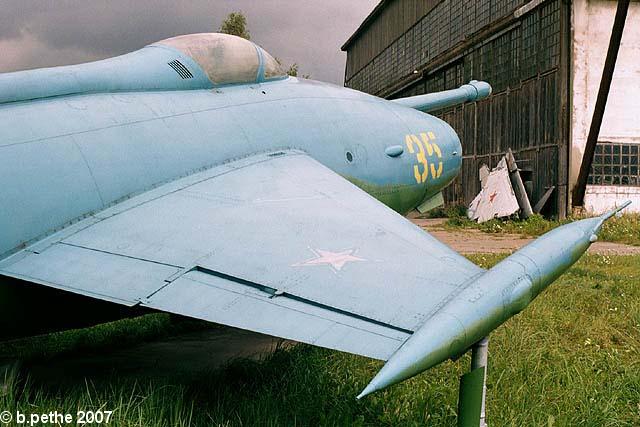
[[411, 218, 640, 255]]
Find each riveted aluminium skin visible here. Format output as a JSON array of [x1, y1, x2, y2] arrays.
[[0, 49, 485, 258], [0, 34, 494, 344], [358, 201, 631, 398]]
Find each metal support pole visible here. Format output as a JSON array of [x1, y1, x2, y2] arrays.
[[471, 337, 489, 427], [572, 0, 630, 207], [457, 337, 489, 427]]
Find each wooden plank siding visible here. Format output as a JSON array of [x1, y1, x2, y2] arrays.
[[344, 0, 440, 82], [344, 0, 570, 217]]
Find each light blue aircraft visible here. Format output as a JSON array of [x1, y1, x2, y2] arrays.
[[0, 33, 630, 412]]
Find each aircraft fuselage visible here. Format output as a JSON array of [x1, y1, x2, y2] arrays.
[[0, 77, 462, 262], [0, 47, 462, 340]]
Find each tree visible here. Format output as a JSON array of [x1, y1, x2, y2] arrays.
[[276, 59, 311, 79], [220, 12, 310, 79], [219, 12, 250, 40], [286, 63, 299, 77]]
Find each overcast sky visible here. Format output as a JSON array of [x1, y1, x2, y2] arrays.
[[0, 1, 378, 84]]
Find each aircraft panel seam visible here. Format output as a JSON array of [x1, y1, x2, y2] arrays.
[[184, 265, 414, 336], [57, 242, 183, 270], [0, 150, 305, 262], [158, 268, 410, 341], [0, 96, 387, 149]]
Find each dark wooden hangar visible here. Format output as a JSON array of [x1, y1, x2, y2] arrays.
[[343, 0, 640, 217]]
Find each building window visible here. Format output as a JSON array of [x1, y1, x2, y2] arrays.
[[588, 142, 640, 186]]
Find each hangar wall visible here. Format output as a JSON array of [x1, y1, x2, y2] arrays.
[[344, 0, 570, 218], [572, 0, 640, 213]]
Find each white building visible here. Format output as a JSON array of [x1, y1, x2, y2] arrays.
[[572, 0, 640, 213]]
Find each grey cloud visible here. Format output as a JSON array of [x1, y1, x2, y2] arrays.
[[0, 1, 377, 83]]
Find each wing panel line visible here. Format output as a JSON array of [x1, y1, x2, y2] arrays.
[[188, 266, 414, 336], [59, 242, 183, 269]]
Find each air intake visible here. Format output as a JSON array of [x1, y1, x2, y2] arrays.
[[168, 60, 194, 79]]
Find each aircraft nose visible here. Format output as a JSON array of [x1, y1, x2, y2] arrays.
[[435, 118, 463, 186], [450, 129, 462, 169]]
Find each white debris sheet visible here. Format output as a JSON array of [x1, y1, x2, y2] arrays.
[[468, 157, 520, 223]]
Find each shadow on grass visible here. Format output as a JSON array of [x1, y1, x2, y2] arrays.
[[4, 342, 459, 426]]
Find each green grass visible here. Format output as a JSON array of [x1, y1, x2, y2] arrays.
[[418, 204, 468, 219], [1, 254, 639, 426], [444, 212, 640, 246]]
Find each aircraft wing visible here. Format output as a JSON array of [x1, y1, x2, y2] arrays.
[[0, 150, 483, 360]]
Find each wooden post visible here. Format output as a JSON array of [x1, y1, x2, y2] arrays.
[[572, 0, 630, 207], [506, 149, 533, 218]]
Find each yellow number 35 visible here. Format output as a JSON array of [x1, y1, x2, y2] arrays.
[[405, 132, 443, 184]]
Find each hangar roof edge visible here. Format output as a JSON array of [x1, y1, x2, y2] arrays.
[[341, 0, 389, 51]]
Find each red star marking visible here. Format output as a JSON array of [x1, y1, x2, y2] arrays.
[[293, 248, 366, 272], [489, 191, 498, 203]]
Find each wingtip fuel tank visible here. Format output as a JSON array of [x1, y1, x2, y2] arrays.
[[358, 201, 632, 399]]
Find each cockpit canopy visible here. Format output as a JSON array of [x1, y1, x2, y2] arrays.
[[0, 33, 288, 105], [154, 33, 287, 85]]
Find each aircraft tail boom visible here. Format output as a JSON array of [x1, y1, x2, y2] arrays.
[[391, 80, 492, 113]]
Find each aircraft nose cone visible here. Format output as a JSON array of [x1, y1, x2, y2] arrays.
[[438, 120, 463, 185], [452, 129, 462, 157], [451, 132, 462, 169]]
